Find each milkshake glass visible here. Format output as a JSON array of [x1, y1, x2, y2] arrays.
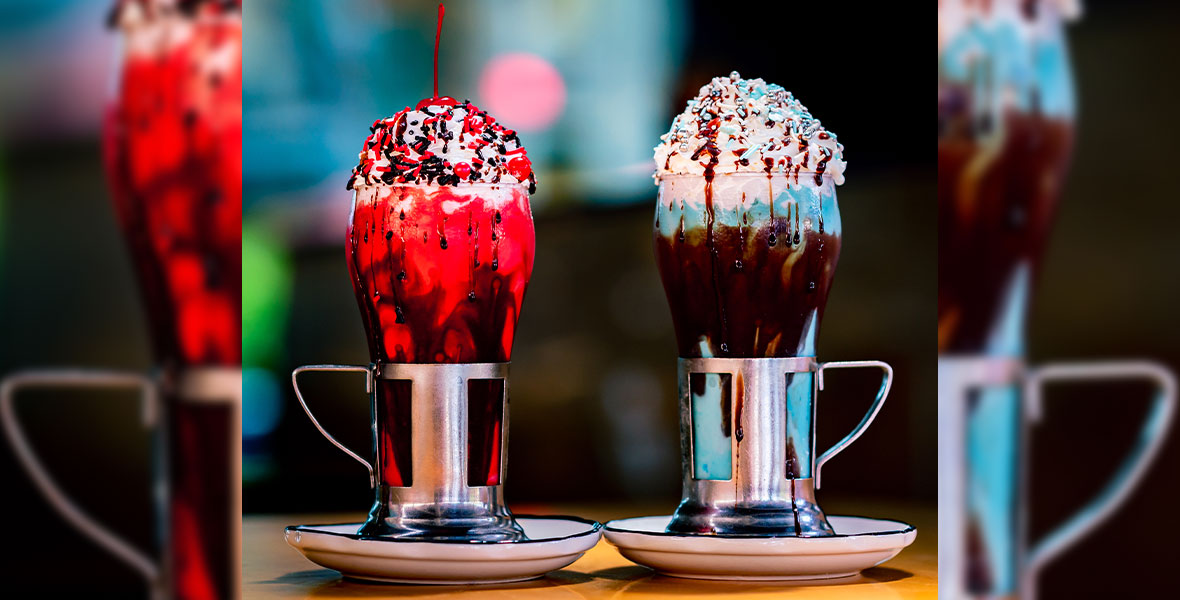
[[938, 3, 1176, 599], [105, 3, 243, 596], [938, 3, 1073, 595], [295, 98, 537, 541], [653, 73, 891, 537], [937, 0, 1074, 355], [104, 0, 243, 366]]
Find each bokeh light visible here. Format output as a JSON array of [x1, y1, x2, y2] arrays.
[[243, 367, 281, 483], [242, 367, 282, 440], [241, 220, 291, 482], [242, 221, 292, 367], [477, 52, 566, 133]]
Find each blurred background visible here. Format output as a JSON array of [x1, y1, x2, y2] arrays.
[[240, 0, 935, 530], [937, 0, 1180, 597], [1, 0, 1170, 598], [1023, 0, 1180, 595], [0, 1, 155, 594], [0, 0, 243, 596]]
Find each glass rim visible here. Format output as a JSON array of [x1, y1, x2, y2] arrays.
[[353, 181, 529, 192], [115, 9, 242, 29], [655, 171, 837, 181]]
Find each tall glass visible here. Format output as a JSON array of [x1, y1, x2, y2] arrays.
[[937, 2, 1074, 355], [103, 6, 243, 598], [937, 3, 1074, 595], [346, 181, 534, 539], [936, 6, 1173, 600], [654, 173, 890, 537], [654, 173, 841, 360], [1, 6, 242, 600], [347, 183, 534, 366]]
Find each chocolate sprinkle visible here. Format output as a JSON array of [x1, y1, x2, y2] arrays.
[[348, 99, 538, 192]]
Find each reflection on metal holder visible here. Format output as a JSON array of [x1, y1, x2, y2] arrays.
[[669, 357, 892, 537], [292, 362, 524, 542]]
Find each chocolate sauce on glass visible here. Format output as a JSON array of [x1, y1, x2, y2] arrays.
[[939, 5, 1076, 595], [937, 107, 1073, 353], [654, 174, 840, 359], [937, 1, 1075, 355]]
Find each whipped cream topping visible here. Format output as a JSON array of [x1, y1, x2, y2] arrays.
[[938, 0, 1078, 119], [654, 72, 845, 187], [108, 0, 240, 29], [347, 99, 536, 193], [938, 0, 1081, 53], [108, 0, 241, 62]]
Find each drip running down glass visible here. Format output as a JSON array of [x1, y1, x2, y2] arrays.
[[291, 180, 535, 542], [349, 183, 532, 509], [654, 173, 841, 360], [654, 171, 890, 537]]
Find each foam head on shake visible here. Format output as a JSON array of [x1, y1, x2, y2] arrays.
[[655, 71, 845, 186], [653, 72, 845, 359]]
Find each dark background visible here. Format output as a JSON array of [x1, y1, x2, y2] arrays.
[[242, 0, 935, 516], [1, 0, 1176, 598], [1023, 0, 1180, 596], [0, 0, 933, 596]]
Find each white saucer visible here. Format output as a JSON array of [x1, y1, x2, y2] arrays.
[[285, 515, 602, 585], [603, 515, 916, 581]]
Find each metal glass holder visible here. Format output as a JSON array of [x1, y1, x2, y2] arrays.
[[292, 362, 524, 542], [668, 357, 892, 537]]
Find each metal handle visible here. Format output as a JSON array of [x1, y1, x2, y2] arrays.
[[1021, 361, 1176, 596], [291, 364, 375, 488], [0, 369, 160, 582], [814, 360, 894, 489]]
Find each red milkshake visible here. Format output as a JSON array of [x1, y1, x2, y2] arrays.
[[285, 4, 537, 543], [103, 2, 242, 597], [346, 97, 536, 503], [103, 0, 242, 367]]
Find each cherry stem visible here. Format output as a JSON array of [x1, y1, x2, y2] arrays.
[[434, 3, 445, 99]]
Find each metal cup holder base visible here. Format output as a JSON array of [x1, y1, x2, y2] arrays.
[[359, 491, 523, 542], [669, 356, 893, 537], [292, 362, 525, 543], [668, 477, 833, 537]]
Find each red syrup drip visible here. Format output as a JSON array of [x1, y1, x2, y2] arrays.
[[104, 14, 242, 600], [351, 185, 535, 488], [434, 3, 444, 99], [104, 14, 242, 367], [414, 4, 457, 110], [349, 186, 534, 364]]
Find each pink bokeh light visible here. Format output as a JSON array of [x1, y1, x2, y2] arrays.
[[477, 52, 566, 133]]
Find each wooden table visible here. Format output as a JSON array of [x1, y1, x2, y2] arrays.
[[244, 501, 936, 599]]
